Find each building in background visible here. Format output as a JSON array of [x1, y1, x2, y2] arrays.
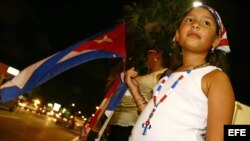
[[0, 62, 20, 112], [0, 62, 19, 84]]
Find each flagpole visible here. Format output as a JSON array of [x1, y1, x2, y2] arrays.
[[80, 75, 122, 141], [95, 111, 114, 141]]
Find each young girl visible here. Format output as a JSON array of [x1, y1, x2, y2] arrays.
[[125, 5, 235, 141]]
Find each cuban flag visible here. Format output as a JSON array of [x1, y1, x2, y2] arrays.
[[88, 75, 122, 129], [105, 72, 128, 112], [0, 22, 126, 102], [88, 73, 127, 128], [82, 73, 128, 141], [94, 74, 128, 141]]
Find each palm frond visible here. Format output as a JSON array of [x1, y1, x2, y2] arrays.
[[122, 0, 193, 72]]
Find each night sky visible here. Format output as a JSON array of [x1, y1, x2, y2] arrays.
[[1, 0, 250, 116], [0, 0, 125, 116]]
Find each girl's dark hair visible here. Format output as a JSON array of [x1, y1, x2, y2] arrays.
[[168, 6, 230, 74]]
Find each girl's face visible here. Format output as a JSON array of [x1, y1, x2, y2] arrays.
[[175, 7, 220, 53]]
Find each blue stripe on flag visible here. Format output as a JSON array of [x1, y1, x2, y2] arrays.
[[24, 50, 122, 91], [106, 81, 127, 110]]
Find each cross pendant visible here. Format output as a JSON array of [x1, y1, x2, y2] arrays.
[[142, 120, 151, 135]]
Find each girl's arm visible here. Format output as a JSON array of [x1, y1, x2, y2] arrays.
[[203, 70, 235, 141]]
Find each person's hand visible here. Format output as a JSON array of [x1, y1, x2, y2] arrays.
[[124, 67, 139, 92]]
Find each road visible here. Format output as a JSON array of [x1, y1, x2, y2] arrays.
[[0, 107, 80, 141]]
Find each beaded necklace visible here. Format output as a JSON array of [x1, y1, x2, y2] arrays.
[[141, 63, 210, 135]]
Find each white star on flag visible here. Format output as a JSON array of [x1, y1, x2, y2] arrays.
[[95, 35, 113, 43]]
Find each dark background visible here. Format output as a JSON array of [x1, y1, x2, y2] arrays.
[[1, 0, 250, 116]]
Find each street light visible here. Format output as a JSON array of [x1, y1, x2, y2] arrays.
[[193, 1, 202, 7], [7, 66, 20, 76], [78, 111, 81, 114]]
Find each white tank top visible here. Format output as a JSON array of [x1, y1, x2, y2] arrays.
[[129, 66, 219, 141]]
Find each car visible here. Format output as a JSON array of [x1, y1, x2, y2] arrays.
[[0, 99, 17, 112], [55, 115, 75, 129], [74, 116, 85, 129]]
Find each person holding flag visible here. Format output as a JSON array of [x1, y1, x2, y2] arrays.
[[107, 46, 169, 141]]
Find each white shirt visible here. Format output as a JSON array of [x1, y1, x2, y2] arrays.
[[129, 66, 218, 141]]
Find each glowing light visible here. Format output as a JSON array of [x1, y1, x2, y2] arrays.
[[53, 103, 61, 112], [193, 1, 202, 7], [33, 99, 41, 105], [78, 111, 81, 114], [7, 66, 20, 76]]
